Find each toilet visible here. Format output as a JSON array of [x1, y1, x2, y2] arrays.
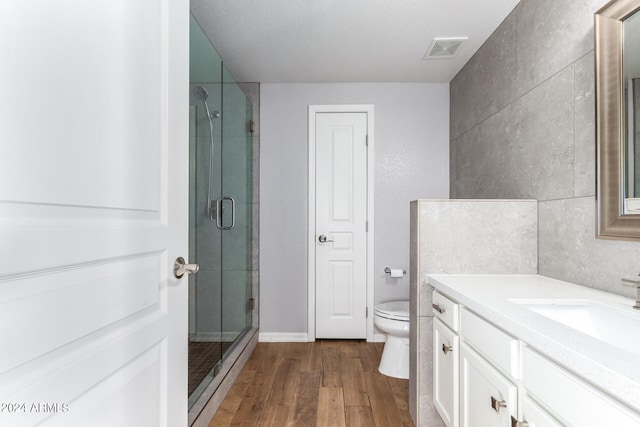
[[374, 300, 410, 379]]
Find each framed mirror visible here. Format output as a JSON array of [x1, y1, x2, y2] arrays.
[[596, 0, 640, 240]]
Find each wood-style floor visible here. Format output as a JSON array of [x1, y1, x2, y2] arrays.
[[209, 341, 415, 427]]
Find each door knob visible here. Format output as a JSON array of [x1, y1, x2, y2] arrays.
[[174, 257, 199, 279], [318, 234, 334, 243]]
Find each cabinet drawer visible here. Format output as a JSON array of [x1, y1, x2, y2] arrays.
[[432, 291, 459, 331], [523, 347, 640, 426], [461, 308, 519, 379]]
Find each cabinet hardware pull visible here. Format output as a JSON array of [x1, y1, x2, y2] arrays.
[[491, 396, 507, 413], [432, 303, 446, 314], [511, 416, 529, 427], [442, 343, 453, 355]]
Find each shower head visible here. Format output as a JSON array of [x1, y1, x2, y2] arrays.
[[193, 85, 209, 101]]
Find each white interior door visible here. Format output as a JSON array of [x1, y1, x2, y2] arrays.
[[0, 1, 189, 426], [314, 112, 368, 339]]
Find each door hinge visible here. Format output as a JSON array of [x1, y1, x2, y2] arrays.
[[249, 120, 256, 134], [366, 220, 369, 232], [249, 298, 255, 310], [366, 307, 368, 318], [365, 135, 368, 146]]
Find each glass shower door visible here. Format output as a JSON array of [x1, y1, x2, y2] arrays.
[[220, 68, 254, 354]]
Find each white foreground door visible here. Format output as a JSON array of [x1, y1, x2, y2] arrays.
[[315, 112, 368, 339], [0, 1, 189, 426]]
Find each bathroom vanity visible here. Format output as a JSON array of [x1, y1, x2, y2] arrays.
[[428, 274, 640, 427]]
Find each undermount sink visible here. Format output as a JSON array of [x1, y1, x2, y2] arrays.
[[509, 299, 640, 355]]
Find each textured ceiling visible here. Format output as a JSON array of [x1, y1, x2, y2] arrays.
[[191, 0, 520, 83]]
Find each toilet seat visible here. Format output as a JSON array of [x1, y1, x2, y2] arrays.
[[374, 301, 409, 321]]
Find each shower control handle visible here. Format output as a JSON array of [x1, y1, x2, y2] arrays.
[[318, 234, 334, 243], [174, 257, 199, 279]]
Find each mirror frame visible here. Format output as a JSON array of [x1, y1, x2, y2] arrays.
[[596, 0, 640, 240]]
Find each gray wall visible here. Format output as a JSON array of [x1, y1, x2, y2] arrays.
[[450, 0, 640, 298], [260, 83, 449, 334]]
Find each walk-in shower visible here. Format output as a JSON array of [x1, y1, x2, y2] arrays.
[[188, 13, 259, 422]]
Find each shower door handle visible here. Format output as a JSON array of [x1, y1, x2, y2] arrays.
[[215, 197, 236, 230]]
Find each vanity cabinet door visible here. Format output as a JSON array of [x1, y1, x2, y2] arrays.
[[460, 343, 517, 427], [434, 318, 459, 427]]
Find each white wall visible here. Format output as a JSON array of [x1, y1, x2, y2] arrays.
[[260, 83, 449, 334]]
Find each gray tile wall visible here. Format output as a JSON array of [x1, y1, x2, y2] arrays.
[[451, 0, 640, 298], [416, 200, 538, 277]]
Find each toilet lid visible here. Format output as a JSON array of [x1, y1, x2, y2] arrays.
[[375, 301, 410, 321]]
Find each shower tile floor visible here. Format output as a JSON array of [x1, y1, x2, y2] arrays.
[[188, 341, 234, 397]]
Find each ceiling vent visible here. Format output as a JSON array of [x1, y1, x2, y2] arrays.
[[423, 37, 468, 59]]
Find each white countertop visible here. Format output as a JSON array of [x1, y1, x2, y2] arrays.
[[427, 274, 640, 412]]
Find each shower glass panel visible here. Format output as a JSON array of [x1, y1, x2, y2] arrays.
[[188, 14, 255, 411], [221, 66, 253, 353]]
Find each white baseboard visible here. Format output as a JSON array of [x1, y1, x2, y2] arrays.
[[258, 332, 310, 342], [258, 332, 386, 343]]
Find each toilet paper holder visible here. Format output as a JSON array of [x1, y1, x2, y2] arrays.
[[384, 267, 406, 277]]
